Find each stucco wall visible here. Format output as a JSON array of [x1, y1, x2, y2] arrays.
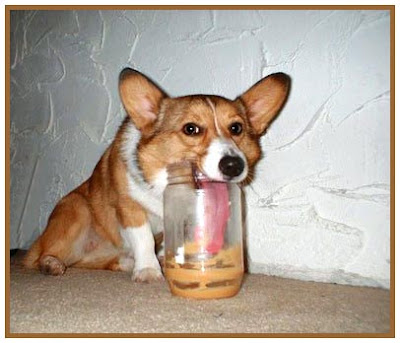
[[10, 10, 390, 288]]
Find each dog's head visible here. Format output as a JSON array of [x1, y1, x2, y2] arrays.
[[119, 68, 290, 188]]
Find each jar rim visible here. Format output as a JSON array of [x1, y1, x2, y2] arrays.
[[166, 161, 222, 186]]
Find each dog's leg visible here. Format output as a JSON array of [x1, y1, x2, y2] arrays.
[[71, 229, 131, 272], [117, 200, 163, 282], [26, 192, 92, 276], [120, 223, 163, 282]]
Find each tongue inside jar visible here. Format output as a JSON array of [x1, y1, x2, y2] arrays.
[[195, 178, 230, 254]]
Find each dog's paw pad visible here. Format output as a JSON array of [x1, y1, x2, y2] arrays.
[[133, 267, 164, 283], [39, 255, 66, 276]]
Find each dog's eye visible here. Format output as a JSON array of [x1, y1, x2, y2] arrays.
[[230, 122, 243, 135], [183, 123, 202, 136]]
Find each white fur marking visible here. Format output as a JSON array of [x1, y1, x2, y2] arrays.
[[206, 97, 222, 136], [152, 168, 168, 194], [120, 121, 165, 218], [120, 223, 161, 274], [202, 138, 248, 182], [126, 172, 164, 218]]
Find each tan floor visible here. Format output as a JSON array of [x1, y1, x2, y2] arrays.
[[9, 252, 392, 336]]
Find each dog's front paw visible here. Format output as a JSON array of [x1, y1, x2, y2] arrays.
[[133, 267, 164, 283], [39, 255, 66, 276]]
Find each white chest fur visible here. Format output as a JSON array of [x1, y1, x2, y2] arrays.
[[120, 120, 168, 220]]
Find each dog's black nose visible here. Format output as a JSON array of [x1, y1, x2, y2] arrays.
[[219, 155, 245, 178]]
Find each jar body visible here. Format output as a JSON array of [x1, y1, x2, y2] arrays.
[[163, 179, 244, 299]]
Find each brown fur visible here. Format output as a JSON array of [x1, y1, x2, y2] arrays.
[[23, 128, 145, 272]]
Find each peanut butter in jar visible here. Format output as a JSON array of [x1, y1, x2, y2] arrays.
[[163, 162, 244, 299]]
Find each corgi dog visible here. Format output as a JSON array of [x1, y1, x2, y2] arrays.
[[23, 68, 290, 282]]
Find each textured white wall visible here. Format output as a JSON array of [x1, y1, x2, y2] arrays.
[[10, 10, 390, 288]]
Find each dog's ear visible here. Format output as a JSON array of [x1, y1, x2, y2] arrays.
[[119, 68, 166, 131], [239, 73, 290, 136]]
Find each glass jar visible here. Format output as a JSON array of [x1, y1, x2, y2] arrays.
[[163, 161, 244, 299]]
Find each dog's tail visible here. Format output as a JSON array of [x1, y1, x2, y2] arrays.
[[22, 238, 42, 269]]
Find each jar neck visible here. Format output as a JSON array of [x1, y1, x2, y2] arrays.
[[166, 161, 195, 185], [166, 161, 214, 186]]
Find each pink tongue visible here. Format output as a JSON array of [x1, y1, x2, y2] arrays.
[[196, 180, 230, 254]]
